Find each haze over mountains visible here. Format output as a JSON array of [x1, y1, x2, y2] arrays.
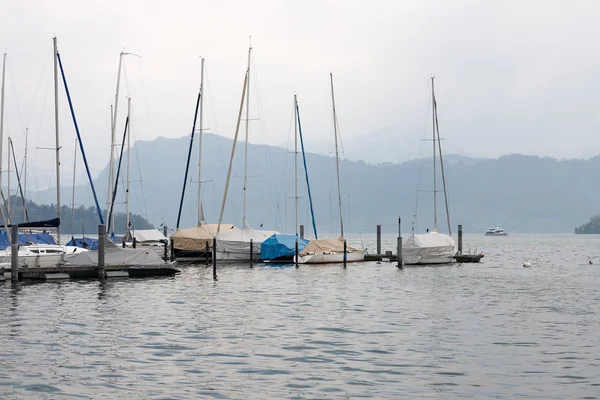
[[25, 133, 600, 235]]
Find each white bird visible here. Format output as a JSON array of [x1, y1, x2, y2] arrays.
[[523, 261, 532, 268]]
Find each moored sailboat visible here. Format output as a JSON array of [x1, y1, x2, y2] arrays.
[[298, 73, 365, 264], [403, 77, 456, 265]]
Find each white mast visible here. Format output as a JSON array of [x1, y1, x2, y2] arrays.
[[107, 52, 124, 233], [125, 96, 131, 232], [431, 76, 437, 232], [7, 136, 10, 216], [242, 40, 252, 230], [294, 94, 298, 236], [329, 73, 344, 237], [53, 37, 61, 244], [197, 57, 205, 226], [71, 139, 77, 237], [24, 127, 28, 221], [0, 53, 5, 201]]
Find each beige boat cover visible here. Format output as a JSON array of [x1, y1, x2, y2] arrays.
[[299, 237, 361, 256], [173, 224, 236, 251]]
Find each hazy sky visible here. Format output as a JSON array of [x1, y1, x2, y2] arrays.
[[2, 0, 600, 193]]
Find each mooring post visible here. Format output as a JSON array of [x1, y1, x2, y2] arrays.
[[163, 225, 168, 260], [458, 224, 463, 255], [299, 225, 304, 239], [98, 224, 106, 279], [132, 237, 137, 249], [212, 237, 217, 279], [295, 238, 299, 268], [11, 224, 18, 282], [249, 239, 253, 267], [206, 240, 210, 265], [397, 217, 403, 269], [343, 239, 347, 268], [376, 224, 381, 255], [122, 239, 126, 248], [170, 239, 175, 262]]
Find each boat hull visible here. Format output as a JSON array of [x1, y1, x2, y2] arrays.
[[297, 251, 365, 264], [402, 253, 455, 265]]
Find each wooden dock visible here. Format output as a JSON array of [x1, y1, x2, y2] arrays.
[[1, 263, 179, 281]]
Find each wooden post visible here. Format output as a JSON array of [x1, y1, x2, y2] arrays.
[[98, 224, 105, 279], [249, 238, 253, 267], [299, 225, 304, 239], [295, 238, 299, 268], [458, 224, 463, 255], [212, 237, 217, 279], [11, 224, 18, 282], [376, 224, 381, 255], [206, 240, 210, 265], [170, 238, 175, 262], [163, 225, 168, 260], [132, 237, 137, 249], [122, 239, 126, 248], [343, 239, 347, 268], [397, 217, 403, 269]]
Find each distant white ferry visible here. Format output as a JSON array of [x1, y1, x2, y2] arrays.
[[485, 227, 508, 236]]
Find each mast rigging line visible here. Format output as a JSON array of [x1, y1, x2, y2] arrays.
[[9, 138, 28, 222], [56, 51, 105, 225], [176, 90, 201, 230], [107, 115, 130, 234], [296, 98, 318, 239]]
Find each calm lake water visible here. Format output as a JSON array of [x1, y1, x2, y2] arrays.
[[1, 234, 599, 399]]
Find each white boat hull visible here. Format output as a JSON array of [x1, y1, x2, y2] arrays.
[[402, 252, 455, 265], [297, 251, 365, 264], [0, 253, 65, 268], [215, 250, 261, 263]]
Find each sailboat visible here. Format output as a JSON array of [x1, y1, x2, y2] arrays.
[[0, 39, 89, 270], [215, 42, 277, 262], [260, 95, 312, 262], [297, 73, 365, 264], [403, 77, 456, 265], [170, 57, 237, 259]]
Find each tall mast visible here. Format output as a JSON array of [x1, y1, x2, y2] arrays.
[[24, 127, 28, 221], [329, 73, 344, 237], [6, 136, 10, 217], [71, 139, 77, 238], [107, 52, 124, 232], [53, 37, 62, 244], [197, 57, 205, 226], [242, 40, 251, 230], [0, 53, 5, 201], [294, 94, 298, 236], [433, 81, 452, 235], [125, 96, 131, 232], [431, 76, 437, 232]]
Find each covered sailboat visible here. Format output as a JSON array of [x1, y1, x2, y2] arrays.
[[299, 73, 365, 264], [403, 77, 455, 265], [172, 223, 235, 257], [260, 234, 309, 261], [215, 227, 278, 262]]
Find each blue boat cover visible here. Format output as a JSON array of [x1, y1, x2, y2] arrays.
[[260, 234, 309, 260], [66, 237, 99, 251], [0, 232, 56, 250]]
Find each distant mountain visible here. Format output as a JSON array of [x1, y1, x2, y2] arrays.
[[31, 133, 600, 234]]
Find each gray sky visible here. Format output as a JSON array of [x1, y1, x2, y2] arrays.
[[2, 0, 600, 192]]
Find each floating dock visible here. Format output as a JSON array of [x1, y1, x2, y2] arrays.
[[1, 263, 179, 281]]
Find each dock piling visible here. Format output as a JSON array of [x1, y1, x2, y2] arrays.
[[376, 224, 381, 255], [132, 237, 137, 249], [170, 239, 175, 262], [343, 239, 347, 268], [397, 217, 403, 269], [458, 224, 463, 254], [98, 224, 106, 279], [163, 226, 168, 260], [300, 225, 304, 239], [212, 237, 217, 279], [295, 238, 299, 268], [11, 225, 18, 281], [249, 239, 253, 267]]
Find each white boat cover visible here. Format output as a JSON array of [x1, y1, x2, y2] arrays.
[[63, 246, 166, 267], [299, 237, 361, 256], [173, 224, 236, 252], [215, 227, 278, 256], [124, 229, 167, 243], [403, 232, 456, 264]]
